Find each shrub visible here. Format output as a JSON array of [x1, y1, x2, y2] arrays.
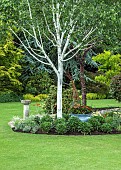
[[23, 93, 48, 102], [23, 94, 40, 102], [13, 115, 40, 133], [93, 115, 105, 124], [101, 123, 112, 133], [37, 94, 48, 100], [40, 122, 52, 133], [62, 87, 73, 114], [40, 114, 53, 123], [0, 91, 22, 103], [79, 93, 106, 100], [54, 118, 67, 135], [45, 85, 57, 114], [24, 71, 53, 95], [88, 116, 102, 131], [13, 117, 24, 131], [45, 85, 73, 114], [67, 116, 80, 132], [110, 74, 121, 102], [78, 122, 93, 135], [23, 94, 35, 101], [70, 103, 93, 114], [106, 112, 121, 129], [62, 113, 71, 121]]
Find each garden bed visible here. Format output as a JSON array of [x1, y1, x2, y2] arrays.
[[9, 109, 121, 136]]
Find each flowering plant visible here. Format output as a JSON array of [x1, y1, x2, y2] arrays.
[[70, 103, 93, 114]]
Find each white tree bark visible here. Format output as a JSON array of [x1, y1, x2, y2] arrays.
[[11, 0, 95, 118], [57, 61, 63, 118]]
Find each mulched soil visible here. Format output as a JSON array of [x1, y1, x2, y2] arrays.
[[12, 128, 121, 136]]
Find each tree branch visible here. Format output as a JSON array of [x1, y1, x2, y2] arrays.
[[61, 48, 80, 62], [43, 9, 57, 43], [62, 19, 75, 57], [63, 28, 96, 59], [10, 28, 51, 66]]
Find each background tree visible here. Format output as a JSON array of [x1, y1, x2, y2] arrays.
[[92, 50, 121, 86], [0, 32, 23, 92]]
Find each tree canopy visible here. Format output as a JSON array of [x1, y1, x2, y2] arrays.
[[0, 32, 23, 92], [93, 50, 121, 86]]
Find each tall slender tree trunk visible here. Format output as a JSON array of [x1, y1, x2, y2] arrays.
[[78, 46, 93, 106], [80, 56, 87, 106], [66, 71, 80, 103], [57, 59, 63, 118]]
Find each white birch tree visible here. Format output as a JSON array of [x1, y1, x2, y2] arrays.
[[11, 0, 95, 118]]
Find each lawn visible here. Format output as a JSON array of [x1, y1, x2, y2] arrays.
[[0, 101, 121, 170], [87, 99, 121, 108]]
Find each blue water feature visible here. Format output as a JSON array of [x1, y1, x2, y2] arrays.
[[71, 114, 92, 122]]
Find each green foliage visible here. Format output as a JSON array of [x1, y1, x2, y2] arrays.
[[70, 103, 93, 114], [101, 123, 112, 133], [67, 116, 80, 132], [110, 74, 121, 102], [0, 32, 23, 92], [62, 87, 73, 114], [78, 122, 93, 135], [45, 85, 57, 114], [40, 114, 53, 133], [40, 114, 53, 124], [88, 116, 102, 131], [40, 122, 52, 133], [103, 110, 121, 130], [93, 51, 121, 86], [0, 91, 22, 103], [80, 93, 106, 100], [54, 118, 67, 135], [23, 94, 39, 102], [24, 71, 53, 95], [45, 85, 73, 114], [62, 113, 71, 121], [13, 115, 41, 133], [23, 93, 48, 102]]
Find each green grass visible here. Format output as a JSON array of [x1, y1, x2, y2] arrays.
[[87, 99, 121, 108], [0, 101, 121, 170]]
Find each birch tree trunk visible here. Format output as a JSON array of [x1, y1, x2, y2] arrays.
[[57, 61, 63, 118], [10, 0, 95, 118]]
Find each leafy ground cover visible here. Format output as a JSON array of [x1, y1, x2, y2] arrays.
[[0, 101, 121, 170]]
